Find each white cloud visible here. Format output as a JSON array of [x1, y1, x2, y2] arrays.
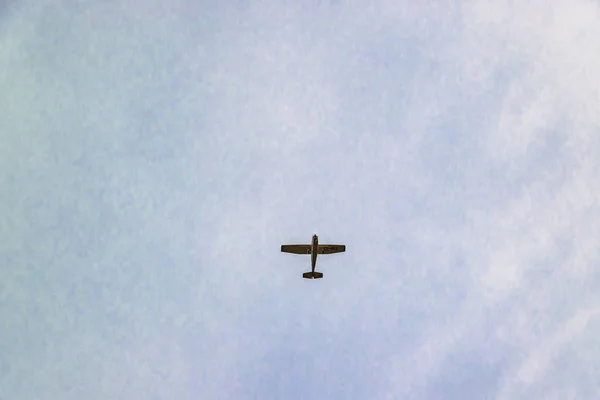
[[376, 0, 600, 398]]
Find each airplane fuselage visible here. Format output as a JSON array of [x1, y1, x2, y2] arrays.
[[311, 234, 318, 271]]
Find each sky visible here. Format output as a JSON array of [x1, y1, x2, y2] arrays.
[[1, 0, 600, 399]]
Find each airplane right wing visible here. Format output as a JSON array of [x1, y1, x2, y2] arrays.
[[317, 244, 346, 254], [281, 244, 312, 254]]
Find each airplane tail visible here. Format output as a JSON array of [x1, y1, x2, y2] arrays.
[[303, 271, 323, 279]]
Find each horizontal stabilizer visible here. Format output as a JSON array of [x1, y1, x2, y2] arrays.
[[303, 271, 323, 279]]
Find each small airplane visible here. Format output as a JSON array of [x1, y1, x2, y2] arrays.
[[281, 234, 346, 279]]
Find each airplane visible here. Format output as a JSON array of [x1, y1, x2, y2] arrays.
[[281, 234, 346, 279]]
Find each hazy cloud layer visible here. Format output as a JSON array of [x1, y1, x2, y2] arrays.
[[1, 1, 599, 399]]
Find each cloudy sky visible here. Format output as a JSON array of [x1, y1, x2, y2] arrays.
[[2, 1, 600, 399]]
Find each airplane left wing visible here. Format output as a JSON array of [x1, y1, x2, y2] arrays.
[[281, 244, 312, 254], [317, 245, 346, 254]]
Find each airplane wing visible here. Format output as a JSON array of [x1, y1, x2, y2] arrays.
[[317, 244, 346, 254], [281, 244, 312, 254]]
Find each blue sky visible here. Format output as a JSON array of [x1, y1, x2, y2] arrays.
[[2, 1, 600, 399]]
